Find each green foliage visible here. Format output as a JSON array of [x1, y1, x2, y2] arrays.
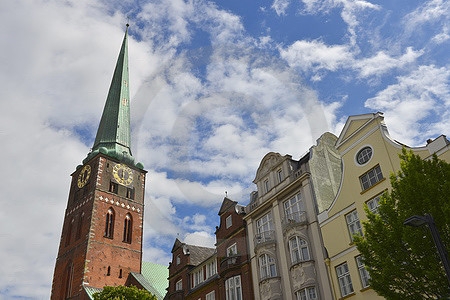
[[354, 149, 449, 299], [93, 285, 157, 300]]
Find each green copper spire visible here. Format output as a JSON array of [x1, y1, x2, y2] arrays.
[[84, 24, 137, 166]]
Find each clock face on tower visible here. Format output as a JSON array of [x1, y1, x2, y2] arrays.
[[113, 163, 133, 186], [77, 165, 91, 188]]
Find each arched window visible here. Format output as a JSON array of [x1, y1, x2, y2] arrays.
[[64, 261, 74, 299], [259, 254, 277, 280], [289, 236, 310, 264], [105, 208, 115, 238], [107, 266, 111, 276], [123, 213, 132, 243], [65, 219, 74, 246], [76, 212, 84, 240]]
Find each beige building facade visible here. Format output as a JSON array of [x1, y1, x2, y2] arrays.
[[318, 112, 450, 300], [244, 133, 342, 300]]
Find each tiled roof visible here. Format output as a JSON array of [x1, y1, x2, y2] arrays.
[[138, 261, 169, 299], [83, 285, 103, 300], [185, 244, 216, 266]]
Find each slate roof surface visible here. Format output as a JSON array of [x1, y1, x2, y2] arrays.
[[185, 244, 216, 266]]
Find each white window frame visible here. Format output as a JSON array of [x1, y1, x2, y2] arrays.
[[206, 291, 216, 300], [356, 146, 373, 165], [284, 193, 304, 219], [259, 254, 277, 280], [225, 275, 242, 300], [176, 254, 181, 265], [356, 256, 371, 288], [227, 243, 237, 257], [289, 236, 310, 264], [175, 279, 182, 291], [346, 210, 363, 241], [192, 268, 204, 288], [256, 212, 273, 234], [226, 215, 232, 229], [295, 286, 318, 300], [360, 165, 383, 191], [206, 259, 217, 278], [336, 262, 353, 297], [366, 195, 381, 214]]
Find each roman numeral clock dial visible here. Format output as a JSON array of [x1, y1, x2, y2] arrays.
[[113, 163, 133, 186], [77, 165, 91, 188]]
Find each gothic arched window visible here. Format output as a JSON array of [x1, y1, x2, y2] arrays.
[[76, 212, 84, 240], [123, 213, 132, 243], [65, 218, 74, 246], [105, 208, 115, 238], [64, 261, 74, 299]]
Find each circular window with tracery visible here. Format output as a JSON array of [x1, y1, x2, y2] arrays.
[[356, 147, 373, 165]]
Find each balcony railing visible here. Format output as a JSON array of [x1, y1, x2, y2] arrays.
[[254, 230, 275, 246], [282, 211, 307, 227], [220, 255, 241, 272]]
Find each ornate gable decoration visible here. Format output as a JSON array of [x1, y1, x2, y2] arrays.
[[335, 112, 383, 149], [254, 152, 289, 182]]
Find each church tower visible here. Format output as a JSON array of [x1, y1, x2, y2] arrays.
[[51, 24, 147, 299]]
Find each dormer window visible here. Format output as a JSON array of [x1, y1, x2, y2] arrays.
[[226, 215, 232, 229], [264, 179, 269, 193]]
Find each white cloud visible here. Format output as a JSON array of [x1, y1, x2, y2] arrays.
[[365, 65, 450, 145], [403, 0, 450, 31], [184, 231, 216, 248], [272, 0, 290, 16]]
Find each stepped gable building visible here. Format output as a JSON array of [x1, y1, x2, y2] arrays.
[[243, 132, 341, 300], [318, 112, 450, 300], [51, 25, 167, 299], [166, 197, 253, 300]]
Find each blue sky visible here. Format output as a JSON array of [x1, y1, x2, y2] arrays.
[[0, 0, 448, 298]]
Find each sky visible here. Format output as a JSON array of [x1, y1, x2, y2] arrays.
[[0, 0, 448, 298]]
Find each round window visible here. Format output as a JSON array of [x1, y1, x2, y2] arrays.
[[356, 147, 372, 165]]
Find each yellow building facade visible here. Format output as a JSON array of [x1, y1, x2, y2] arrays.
[[318, 112, 449, 299]]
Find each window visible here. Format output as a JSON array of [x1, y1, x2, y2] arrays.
[[336, 262, 353, 297], [206, 291, 215, 300], [264, 179, 269, 193], [356, 256, 371, 288], [192, 268, 204, 287], [367, 195, 381, 214], [76, 212, 84, 240], [356, 147, 373, 165], [295, 287, 317, 300], [346, 210, 363, 241], [284, 193, 304, 221], [360, 165, 383, 191], [126, 187, 135, 199], [259, 254, 277, 280], [64, 262, 74, 299], [119, 269, 123, 278], [176, 255, 181, 265], [256, 212, 273, 234], [227, 243, 237, 257], [206, 259, 217, 278], [109, 181, 118, 193], [65, 218, 74, 246], [277, 169, 283, 183], [123, 213, 132, 243], [226, 215, 232, 229], [107, 266, 111, 276], [105, 208, 115, 238], [289, 236, 310, 264], [175, 279, 182, 291], [225, 275, 242, 300]]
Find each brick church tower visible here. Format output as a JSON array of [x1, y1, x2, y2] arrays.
[[51, 24, 147, 299]]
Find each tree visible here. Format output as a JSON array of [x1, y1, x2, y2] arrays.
[[93, 285, 157, 300], [354, 149, 449, 300]]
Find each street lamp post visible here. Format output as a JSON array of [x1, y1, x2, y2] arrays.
[[404, 214, 450, 284]]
